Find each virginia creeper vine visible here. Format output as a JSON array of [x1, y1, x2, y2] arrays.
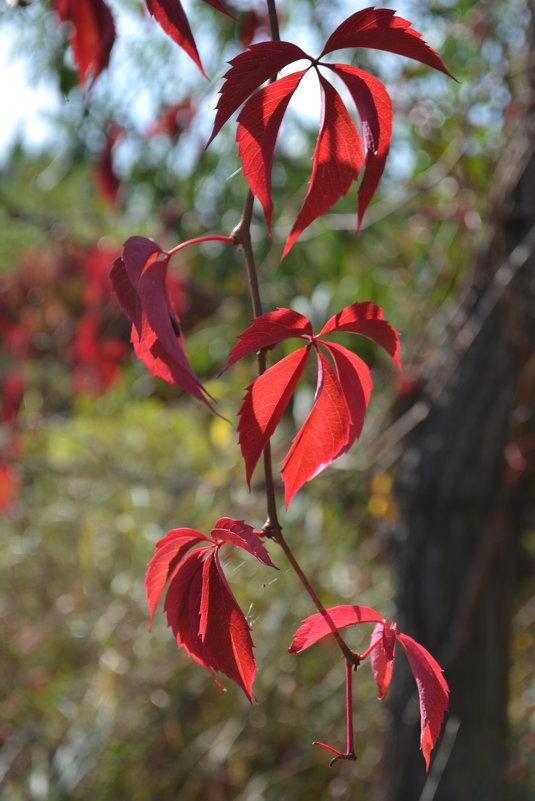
[[51, 0, 454, 773]]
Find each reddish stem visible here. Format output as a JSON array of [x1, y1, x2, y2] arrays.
[[168, 235, 234, 257]]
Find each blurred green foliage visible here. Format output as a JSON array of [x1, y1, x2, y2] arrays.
[[1, 0, 534, 799]]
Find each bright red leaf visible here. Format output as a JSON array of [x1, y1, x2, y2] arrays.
[[110, 235, 232, 408], [289, 605, 449, 771], [208, 7, 452, 255], [223, 302, 400, 505], [146, 518, 276, 699], [53, 0, 115, 87], [145, 0, 231, 78]]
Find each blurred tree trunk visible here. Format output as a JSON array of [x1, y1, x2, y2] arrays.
[[388, 20, 535, 801]]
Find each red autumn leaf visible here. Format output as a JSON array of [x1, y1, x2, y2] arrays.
[[369, 620, 396, 700], [145, 100, 195, 139], [53, 0, 115, 87], [327, 64, 392, 232], [396, 632, 450, 772], [289, 605, 449, 771], [145, 0, 231, 78], [93, 123, 123, 206], [207, 41, 309, 147], [223, 302, 400, 505], [146, 518, 276, 699], [208, 8, 452, 255], [237, 69, 308, 232], [282, 74, 364, 258], [238, 347, 310, 487], [110, 235, 229, 408], [289, 605, 383, 653], [319, 7, 455, 78], [70, 311, 128, 396], [281, 349, 351, 505]]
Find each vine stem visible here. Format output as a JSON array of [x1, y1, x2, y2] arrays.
[[231, 0, 358, 670]]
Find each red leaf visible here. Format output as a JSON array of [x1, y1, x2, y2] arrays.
[[289, 604, 384, 653], [199, 552, 257, 700], [320, 341, 370, 455], [320, 7, 454, 80], [318, 301, 401, 368], [282, 349, 351, 505], [328, 64, 392, 230], [147, 518, 276, 698], [282, 75, 364, 258], [211, 518, 277, 568], [228, 304, 399, 502], [369, 621, 396, 700], [224, 308, 313, 372], [238, 347, 310, 486], [397, 632, 449, 772], [145, 0, 202, 77], [207, 41, 309, 146], [237, 69, 307, 232], [54, 0, 115, 87], [163, 546, 214, 669], [145, 528, 210, 628], [110, 237, 213, 406]]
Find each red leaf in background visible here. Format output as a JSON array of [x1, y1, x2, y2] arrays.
[[319, 6, 455, 79], [1, 372, 25, 425], [282, 74, 364, 258], [224, 303, 400, 505], [289, 605, 449, 770], [209, 9, 452, 254], [145, 100, 195, 139], [110, 236, 214, 407], [53, 0, 115, 87], [0, 463, 20, 511], [146, 518, 276, 699], [145, 0, 231, 78], [70, 311, 128, 396], [93, 123, 123, 206], [396, 632, 450, 772], [238, 9, 269, 48], [237, 69, 308, 232]]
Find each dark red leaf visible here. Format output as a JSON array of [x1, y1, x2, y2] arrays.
[[110, 237, 213, 406], [289, 604, 384, 653], [320, 6, 454, 80], [283, 74, 364, 258], [328, 64, 392, 230], [211, 518, 277, 568], [318, 301, 401, 368], [223, 308, 313, 372], [199, 552, 257, 700], [145, 0, 205, 76], [54, 0, 115, 87], [145, 528, 211, 628], [396, 632, 449, 772], [237, 69, 307, 232], [282, 349, 351, 506], [238, 347, 310, 486], [207, 41, 309, 146]]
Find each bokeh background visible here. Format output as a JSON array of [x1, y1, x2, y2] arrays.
[[1, 1, 534, 799]]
